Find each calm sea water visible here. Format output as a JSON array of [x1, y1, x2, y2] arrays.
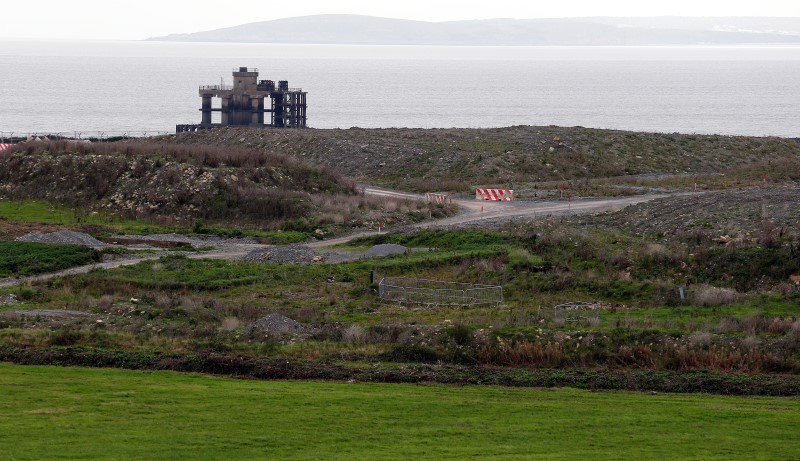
[[1, 40, 799, 137]]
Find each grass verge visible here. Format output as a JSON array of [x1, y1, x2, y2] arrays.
[[0, 363, 798, 460]]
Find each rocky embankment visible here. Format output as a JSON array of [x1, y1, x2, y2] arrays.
[[582, 187, 800, 242], [0, 141, 432, 229], [0, 141, 352, 223], [165, 126, 800, 191]]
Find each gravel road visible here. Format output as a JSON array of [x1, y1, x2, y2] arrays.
[[308, 188, 674, 248], [0, 187, 670, 287]]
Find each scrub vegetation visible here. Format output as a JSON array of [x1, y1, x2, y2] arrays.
[[0, 141, 452, 238], [2, 222, 799, 394], [1, 126, 799, 458]]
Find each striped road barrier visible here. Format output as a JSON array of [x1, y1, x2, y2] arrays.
[[475, 188, 513, 201]]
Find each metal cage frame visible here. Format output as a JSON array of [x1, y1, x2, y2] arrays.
[[378, 277, 503, 307]]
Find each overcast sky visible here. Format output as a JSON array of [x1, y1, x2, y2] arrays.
[[4, 0, 800, 40]]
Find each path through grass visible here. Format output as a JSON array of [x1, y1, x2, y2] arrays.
[[0, 363, 798, 460]]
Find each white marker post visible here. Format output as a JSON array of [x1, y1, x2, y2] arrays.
[[694, 177, 697, 192]]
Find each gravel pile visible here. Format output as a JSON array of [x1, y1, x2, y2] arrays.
[[16, 230, 107, 247], [320, 251, 363, 264], [363, 244, 409, 258], [242, 245, 321, 264], [250, 314, 305, 334]]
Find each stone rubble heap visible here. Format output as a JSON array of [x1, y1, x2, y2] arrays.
[[16, 230, 107, 247]]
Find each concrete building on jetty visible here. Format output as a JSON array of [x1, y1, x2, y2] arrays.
[[176, 67, 307, 133]]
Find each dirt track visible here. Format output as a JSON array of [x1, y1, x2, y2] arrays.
[[0, 188, 672, 288], [308, 187, 673, 247], [0, 247, 262, 289]]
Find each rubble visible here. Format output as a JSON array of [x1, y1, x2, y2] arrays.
[[0, 294, 19, 306], [586, 187, 800, 242], [16, 230, 107, 247], [249, 314, 306, 334]]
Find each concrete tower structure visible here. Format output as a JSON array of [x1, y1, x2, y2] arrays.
[[177, 67, 307, 133]]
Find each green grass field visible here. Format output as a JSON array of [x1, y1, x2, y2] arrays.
[[0, 198, 144, 229], [0, 363, 798, 460]]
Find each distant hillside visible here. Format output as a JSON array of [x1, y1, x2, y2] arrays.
[[148, 15, 800, 45]]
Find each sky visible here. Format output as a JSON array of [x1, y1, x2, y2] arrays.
[[3, 0, 800, 40]]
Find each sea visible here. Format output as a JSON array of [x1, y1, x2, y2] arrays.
[[1, 39, 799, 138]]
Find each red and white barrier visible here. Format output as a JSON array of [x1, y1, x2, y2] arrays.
[[425, 192, 451, 204], [0, 144, 14, 152], [475, 188, 513, 201]]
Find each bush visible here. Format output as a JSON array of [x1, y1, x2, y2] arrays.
[[386, 344, 440, 363], [443, 324, 474, 347], [691, 285, 743, 306], [342, 325, 368, 344]]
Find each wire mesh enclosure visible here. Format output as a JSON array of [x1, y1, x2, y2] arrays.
[[378, 277, 503, 307]]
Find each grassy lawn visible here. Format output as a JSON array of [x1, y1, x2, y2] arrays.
[[0, 198, 143, 229], [0, 363, 798, 460]]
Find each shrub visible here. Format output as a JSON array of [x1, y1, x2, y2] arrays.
[[691, 284, 742, 306], [220, 317, 241, 331], [386, 344, 440, 363], [342, 325, 368, 344], [443, 324, 474, 347]]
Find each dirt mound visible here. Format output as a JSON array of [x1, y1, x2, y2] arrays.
[[0, 142, 355, 225], [585, 187, 800, 241], [242, 245, 321, 264], [15, 230, 107, 247], [168, 126, 800, 191], [250, 314, 305, 334]]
